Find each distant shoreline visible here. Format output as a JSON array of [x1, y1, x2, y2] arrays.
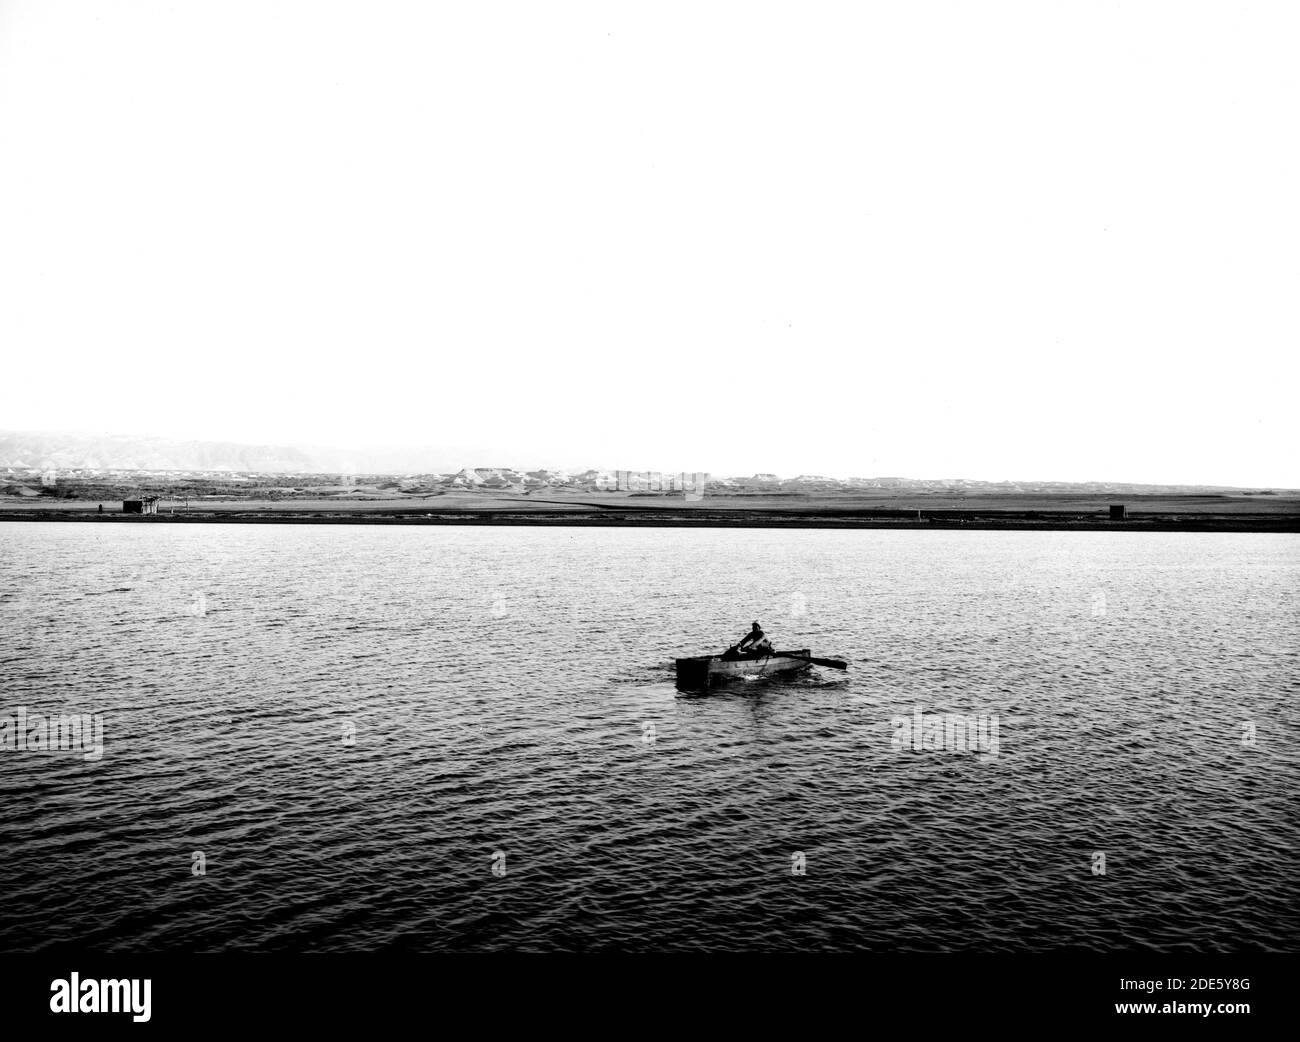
[[4, 489, 1299, 532], [2, 509, 1297, 533]]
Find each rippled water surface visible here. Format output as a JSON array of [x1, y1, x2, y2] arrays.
[[1, 524, 1296, 952]]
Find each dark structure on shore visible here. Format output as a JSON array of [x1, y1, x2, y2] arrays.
[[1109, 504, 1127, 520], [123, 497, 159, 515]]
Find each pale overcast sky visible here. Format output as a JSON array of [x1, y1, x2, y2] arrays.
[[0, 2, 1295, 483]]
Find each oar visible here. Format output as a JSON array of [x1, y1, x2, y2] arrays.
[[774, 652, 848, 670]]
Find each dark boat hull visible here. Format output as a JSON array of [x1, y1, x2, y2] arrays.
[[675, 649, 812, 688]]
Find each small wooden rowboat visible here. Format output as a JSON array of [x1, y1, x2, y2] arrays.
[[675, 649, 847, 688]]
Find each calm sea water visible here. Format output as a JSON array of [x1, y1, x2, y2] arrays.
[[0, 524, 1296, 953]]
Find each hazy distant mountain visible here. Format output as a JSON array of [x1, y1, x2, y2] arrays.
[[0, 431, 488, 475], [0, 430, 1285, 493], [0, 431, 318, 474]]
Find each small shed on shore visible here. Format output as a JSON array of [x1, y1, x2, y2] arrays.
[[123, 496, 160, 515], [1109, 504, 1127, 520]]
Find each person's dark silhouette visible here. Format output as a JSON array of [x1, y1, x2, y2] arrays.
[[726, 621, 772, 658]]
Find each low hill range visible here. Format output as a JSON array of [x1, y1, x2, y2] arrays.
[[0, 430, 1288, 496]]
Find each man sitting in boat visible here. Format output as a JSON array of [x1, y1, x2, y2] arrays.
[[725, 622, 773, 659]]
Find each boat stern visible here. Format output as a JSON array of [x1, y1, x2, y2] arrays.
[[674, 656, 713, 689]]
